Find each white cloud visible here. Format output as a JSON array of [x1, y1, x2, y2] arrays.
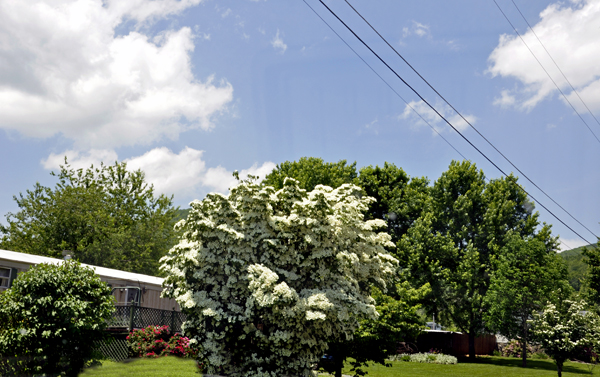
[[488, 0, 600, 112], [493, 89, 517, 108], [221, 8, 232, 18], [558, 237, 590, 252], [401, 21, 431, 39], [125, 147, 207, 198], [0, 0, 233, 149], [202, 161, 277, 193], [125, 148, 276, 197], [41, 147, 276, 200], [401, 100, 476, 134], [359, 118, 378, 135], [106, 0, 204, 24], [271, 29, 287, 54], [42, 149, 119, 171]]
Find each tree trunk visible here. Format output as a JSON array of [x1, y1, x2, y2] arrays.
[[334, 358, 343, 377], [521, 339, 527, 368], [556, 359, 563, 377], [468, 332, 476, 361], [522, 317, 528, 368]]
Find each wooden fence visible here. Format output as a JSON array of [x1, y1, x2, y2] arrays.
[[416, 331, 497, 356]]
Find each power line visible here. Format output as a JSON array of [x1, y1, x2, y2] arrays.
[[310, 0, 594, 246], [341, 0, 599, 241], [300, 0, 468, 161], [510, 0, 600, 130], [493, 0, 600, 145]]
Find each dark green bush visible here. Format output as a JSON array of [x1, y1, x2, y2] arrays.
[[0, 260, 114, 376]]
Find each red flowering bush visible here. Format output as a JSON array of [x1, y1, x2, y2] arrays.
[[126, 325, 195, 358]]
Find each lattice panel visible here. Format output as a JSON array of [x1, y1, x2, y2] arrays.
[[107, 306, 131, 329], [95, 338, 130, 362], [107, 306, 187, 333], [134, 307, 187, 333]]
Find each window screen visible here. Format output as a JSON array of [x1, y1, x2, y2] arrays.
[[0, 267, 10, 291]]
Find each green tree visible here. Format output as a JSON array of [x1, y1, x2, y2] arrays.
[[0, 260, 114, 376], [530, 299, 600, 377], [484, 232, 568, 367], [356, 163, 429, 244], [398, 160, 550, 360], [321, 282, 429, 377], [161, 177, 398, 377], [262, 157, 357, 192], [0, 160, 178, 275], [583, 241, 600, 306]]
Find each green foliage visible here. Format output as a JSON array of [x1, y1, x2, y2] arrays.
[[356, 163, 429, 244], [262, 156, 357, 191], [126, 325, 196, 358], [583, 243, 600, 306], [484, 232, 569, 365], [0, 260, 115, 376], [323, 282, 430, 376], [398, 160, 552, 359], [531, 351, 550, 360], [0, 160, 178, 275]]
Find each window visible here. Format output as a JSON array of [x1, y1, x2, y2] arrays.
[[0, 267, 10, 292], [126, 287, 140, 305], [111, 286, 141, 306]]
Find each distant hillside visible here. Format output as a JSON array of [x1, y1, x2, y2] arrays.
[[561, 243, 597, 291], [173, 208, 190, 223]]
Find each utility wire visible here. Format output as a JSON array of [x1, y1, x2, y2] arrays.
[[510, 0, 600, 130], [301, 0, 469, 161], [342, 0, 599, 241], [493, 0, 600, 145], [311, 0, 593, 246]]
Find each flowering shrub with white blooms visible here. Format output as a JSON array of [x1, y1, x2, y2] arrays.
[[529, 299, 600, 377], [160, 178, 398, 377]]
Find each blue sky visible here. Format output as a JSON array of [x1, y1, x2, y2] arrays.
[[1, 0, 599, 250]]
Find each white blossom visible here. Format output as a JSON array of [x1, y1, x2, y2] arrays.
[[161, 178, 397, 376]]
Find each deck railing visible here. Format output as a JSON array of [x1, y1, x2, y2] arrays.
[[107, 305, 186, 333]]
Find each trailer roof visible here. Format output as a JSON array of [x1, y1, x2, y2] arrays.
[[0, 249, 164, 286]]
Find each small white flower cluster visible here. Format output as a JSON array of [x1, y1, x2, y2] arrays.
[[160, 178, 398, 377], [390, 352, 458, 364]]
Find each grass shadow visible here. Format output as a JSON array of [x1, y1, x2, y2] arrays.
[[470, 357, 590, 375]]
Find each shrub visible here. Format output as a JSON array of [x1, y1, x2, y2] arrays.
[[502, 340, 535, 358], [531, 351, 550, 359], [390, 352, 457, 364], [161, 178, 398, 377], [126, 325, 195, 358], [0, 260, 114, 377]]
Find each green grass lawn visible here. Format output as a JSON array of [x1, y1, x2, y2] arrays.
[[80, 356, 200, 377], [79, 356, 597, 377]]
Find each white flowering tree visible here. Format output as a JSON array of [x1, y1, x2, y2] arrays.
[[160, 177, 398, 377], [530, 299, 600, 377]]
